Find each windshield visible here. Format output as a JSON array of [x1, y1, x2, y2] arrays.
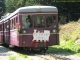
[[46, 15, 56, 28], [34, 15, 45, 28], [34, 14, 56, 28], [22, 15, 32, 29], [21, 14, 56, 29]]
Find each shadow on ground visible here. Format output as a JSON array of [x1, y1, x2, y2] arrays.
[[10, 46, 75, 60], [9, 46, 76, 56], [0, 44, 10, 56], [48, 46, 76, 56]]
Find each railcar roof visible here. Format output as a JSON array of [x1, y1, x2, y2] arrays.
[[1, 6, 58, 22], [16, 6, 58, 12]]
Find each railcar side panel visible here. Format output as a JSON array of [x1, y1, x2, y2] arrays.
[[18, 35, 23, 47], [4, 21, 10, 44], [0, 23, 4, 43], [0, 32, 2, 42], [22, 35, 33, 47], [10, 29, 19, 46], [0, 6, 59, 51]]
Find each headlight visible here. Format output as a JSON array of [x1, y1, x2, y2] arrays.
[[23, 30, 26, 34], [53, 29, 56, 33]]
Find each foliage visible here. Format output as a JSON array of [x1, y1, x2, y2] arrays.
[[9, 53, 31, 60], [48, 21, 80, 56], [5, 0, 19, 13], [53, 21, 80, 55], [72, 43, 80, 53], [5, 0, 80, 23], [0, 0, 5, 18], [60, 22, 80, 41], [9, 56, 16, 60]]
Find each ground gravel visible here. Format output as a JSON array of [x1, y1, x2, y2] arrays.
[[0, 46, 11, 60], [0, 45, 80, 60], [0, 45, 17, 60]]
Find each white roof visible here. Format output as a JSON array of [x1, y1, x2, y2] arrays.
[[1, 13, 12, 19], [16, 6, 58, 13], [1, 6, 58, 22]]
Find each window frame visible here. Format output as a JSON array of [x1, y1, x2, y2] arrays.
[[45, 14, 57, 28], [33, 14, 46, 28]]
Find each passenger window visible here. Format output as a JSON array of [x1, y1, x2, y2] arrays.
[[34, 15, 45, 28], [6, 21, 9, 29], [22, 15, 32, 29], [10, 20, 12, 29], [0, 24, 2, 31], [46, 15, 56, 28], [4, 22, 7, 31], [10, 20, 11, 29], [16, 17, 18, 23], [10, 19, 14, 29], [12, 19, 14, 29], [14, 18, 16, 29]]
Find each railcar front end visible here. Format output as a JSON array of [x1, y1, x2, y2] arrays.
[[16, 13, 59, 51], [2, 6, 59, 52]]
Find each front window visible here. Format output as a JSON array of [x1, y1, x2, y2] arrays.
[[46, 15, 56, 28], [34, 14, 56, 28], [22, 15, 32, 29], [34, 15, 45, 28], [22, 14, 56, 29]]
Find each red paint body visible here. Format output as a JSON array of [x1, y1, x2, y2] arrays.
[[0, 6, 59, 50]]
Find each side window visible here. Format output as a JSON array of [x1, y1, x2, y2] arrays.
[[15, 17, 18, 23], [6, 21, 9, 30], [22, 15, 32, 29], [0, 24, 1, 31], [10, 16, 18, 29], [12, 18, 16, 29], [34, 15, 45, 28], [14, 18, 16, 29], [10, 19, 13, 29], [10, 20, 11, 29], [46, 15, 56, 28], [12, 19, 14, 29], [14, 18, 16, 28], [4, 22, 7, 31]]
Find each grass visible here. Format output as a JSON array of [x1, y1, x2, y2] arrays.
[[9, 53, 32, 60], [9, 56, 16, 60], [49, 21, 80, 56], [9, 21, 80, 60]]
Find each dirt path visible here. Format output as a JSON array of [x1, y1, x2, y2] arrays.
[[0, 46, 11, 60], [0, 45, 18, 60], [0, 45, 80, 60], [28, 53, 80, 60]]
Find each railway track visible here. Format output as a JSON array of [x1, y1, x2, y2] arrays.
[[28, 52, 71, 60], [1, 44, 80, 60]]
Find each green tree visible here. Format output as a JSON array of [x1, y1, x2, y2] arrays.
[[5, 0, 80, 23], [5, 0, 19, 13], [0, 0, 5, 18]]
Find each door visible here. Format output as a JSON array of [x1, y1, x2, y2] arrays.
[[4, 20, 10, 44]]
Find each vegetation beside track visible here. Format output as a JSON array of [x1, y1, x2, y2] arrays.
[[8, 21, 80, 60], [9, 53, 32, 60], [49, 21, 80, 56]]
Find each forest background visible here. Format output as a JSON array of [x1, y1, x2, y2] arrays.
[[0, 0, 80, 24]]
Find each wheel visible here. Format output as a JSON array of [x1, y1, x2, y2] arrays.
[[40, 49, 43, 52], [3, 43, 9, 47], [23, 47, 31, 53], [31, 48, 34, 52], [40, 48, 47, 53], [46, 47, 48, 50], [43, 49, 46, 53]]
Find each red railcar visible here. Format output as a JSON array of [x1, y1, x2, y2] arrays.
[[0, 6, 59, 52]]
